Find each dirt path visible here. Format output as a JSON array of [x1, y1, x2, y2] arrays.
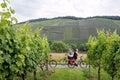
[[50, 52, 87, 59]]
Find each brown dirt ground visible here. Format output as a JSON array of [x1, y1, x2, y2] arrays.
[[50, 52, 87, 60]]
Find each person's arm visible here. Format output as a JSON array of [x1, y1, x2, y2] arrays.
[[76, 51, 79, 56]]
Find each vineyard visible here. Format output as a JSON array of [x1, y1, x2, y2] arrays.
[[1, 0, 120, 80], [0, 0, 50, 80], [87, 30, 120, 80]]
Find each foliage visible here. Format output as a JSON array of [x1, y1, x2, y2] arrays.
[[50, 41, 70, 53], [102, 31, 120, 79], [87, 29, 120, 80], [77, 43, 88, 52], [0, 0, 17, 26], [0, 0, 50, 79], [0, 25, 21, 79], [88, 16, 120, 20], [82, 69, 94, 79], [87, 30, 108, 80], [20, 16, 120, 24], [87, 30, 107, 67]]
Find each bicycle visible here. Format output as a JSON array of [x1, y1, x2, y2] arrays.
[[39, 54, 57, 69], [67, 56, 87, 68], [78, 56, 87, 68]]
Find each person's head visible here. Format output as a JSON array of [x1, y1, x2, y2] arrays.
[[75, 49, 78, 52]]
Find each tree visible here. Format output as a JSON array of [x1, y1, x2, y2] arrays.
[[87, 30, 107, 80], [87, 30, 120, 80], [102, 31, 120, 80]]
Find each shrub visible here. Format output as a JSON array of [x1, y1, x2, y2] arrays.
[[50, 41, 70, 53]]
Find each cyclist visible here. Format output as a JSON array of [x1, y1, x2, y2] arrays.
[[67, 48, 73, 59], [73, 49, 79, 66], [65, 48, 74, 64]]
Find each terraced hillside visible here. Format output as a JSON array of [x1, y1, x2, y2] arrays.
[[18, 17, 120, 42]]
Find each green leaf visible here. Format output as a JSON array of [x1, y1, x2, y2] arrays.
[[10, 8, 15, 14], [3, 54, 11, 63], [1, 3, 7, 8], [10, 64, 16, 72], [3, 12, 11, 18], [11, 17, 18, 24], [0, 57, 3, 64], [16, 61, 22, 67]]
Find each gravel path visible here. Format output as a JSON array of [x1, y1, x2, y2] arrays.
[[49, 64, 89, 68]]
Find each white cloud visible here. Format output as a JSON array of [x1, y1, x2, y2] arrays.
[[9, 0, 120, 22]]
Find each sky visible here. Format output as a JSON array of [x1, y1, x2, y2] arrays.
[[8, 0, 120, 22]]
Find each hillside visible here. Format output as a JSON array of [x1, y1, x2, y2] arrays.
[[17, 16, 120, 42]]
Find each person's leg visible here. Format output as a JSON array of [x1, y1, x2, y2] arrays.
[[75, 58, 78, 66]]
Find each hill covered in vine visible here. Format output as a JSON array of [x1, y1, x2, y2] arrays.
[[18, 16, 120, 42]]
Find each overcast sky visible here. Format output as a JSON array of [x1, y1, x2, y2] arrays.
[[8, 0, 120, 22]]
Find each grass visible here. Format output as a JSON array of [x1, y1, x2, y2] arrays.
[[26, 68, 120, 80], [26, 68, 86, 80], [49, 68, 86, 80]]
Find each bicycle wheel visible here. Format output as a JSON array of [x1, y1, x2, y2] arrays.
[[68, 64, 75, 68], [49, 60, 57, 68], [79, 61, 87, 68], [68, 60, 75, 68]]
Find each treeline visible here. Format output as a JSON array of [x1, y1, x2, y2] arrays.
[[19, 16, 120, 24], [87, 16, 120, 20], [19, 16, 83, 24], [53, 16, 83, 20], [19, 18, 49, 24], [49, 41, 87, 53]]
